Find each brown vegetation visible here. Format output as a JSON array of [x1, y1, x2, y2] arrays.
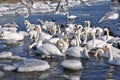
[[0, 0, 60, 3]]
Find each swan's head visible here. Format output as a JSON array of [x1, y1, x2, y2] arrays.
[[94, 44, 109, 58], [85, 20, 90, 26], [103, 28, 109, 35], [57, 39, 65, 53], [34, 25, 40, 31], [77, 25, 83, 29], [103, 28, 109, 31], [24, 20, 30, 26]]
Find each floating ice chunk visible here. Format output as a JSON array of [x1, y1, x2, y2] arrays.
[[9, 55, 27, 60], [0, 52, 12, 58], [17, 59, 50, 72], [0, 71, 4, 78], [4, 65, 17, 71], [69, 75, 80, 80], [61, 60, 83, 71]]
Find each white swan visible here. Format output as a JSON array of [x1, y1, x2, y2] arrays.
[[66, 12, 79, 20], [94, 44, 120, 58], [84, 20, 92, 34], [86, 32, 105, 51], [27, 26, 64, 57], [57, 38, 69, 53], [100, 28, 113, 41], [24, 20, 34, 32], [37, 19, 57, 35], [70, 35, 79, 47], [64, 46, 89, 59], [100, 44, 120, 66], [99, 11, 119, 23]]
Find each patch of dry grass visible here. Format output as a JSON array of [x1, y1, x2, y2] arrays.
[[0, 0, 61, 3]]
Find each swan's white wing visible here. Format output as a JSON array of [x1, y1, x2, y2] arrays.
[[99, 12, 115, 23]]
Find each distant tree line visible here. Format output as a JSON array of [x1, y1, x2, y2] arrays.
[[0, 0, 61, 3]]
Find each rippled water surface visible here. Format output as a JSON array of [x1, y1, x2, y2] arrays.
[[0, 1, 120, 80]]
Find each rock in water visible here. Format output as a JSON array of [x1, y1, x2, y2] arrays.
[[61, 60, 83, 71], [0, 71, 4, 78], [0, 52, 12, 58], [17, 59, 50, 72]]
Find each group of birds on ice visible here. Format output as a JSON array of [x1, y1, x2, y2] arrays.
[[0, 0, 120, 72]]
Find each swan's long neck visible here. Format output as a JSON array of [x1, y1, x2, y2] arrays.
[[75, 35, 79, 47], [94, 48, 104, 57], [83, 32, 88, 44], [92, 33, 96, 46], [83, 46, 89, 58], [105, 29, 109, 40], [26, 22, 31, 32], [37, 40, 42, 48], [36, 28, 42, 48], [85, 21, 90, 29], [108, 46, 113, 61], [88, 22, 90, 29], [77, 29, 82, 45]]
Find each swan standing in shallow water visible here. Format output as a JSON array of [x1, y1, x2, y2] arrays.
[[27, 26, 64, 58]]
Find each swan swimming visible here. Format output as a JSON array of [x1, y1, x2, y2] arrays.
[[27, 26, 64, 58], [95, 44, 120, 66], [99, 11, 119, 23]]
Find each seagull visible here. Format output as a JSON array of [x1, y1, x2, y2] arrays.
[[99, 10, 119, 23]]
